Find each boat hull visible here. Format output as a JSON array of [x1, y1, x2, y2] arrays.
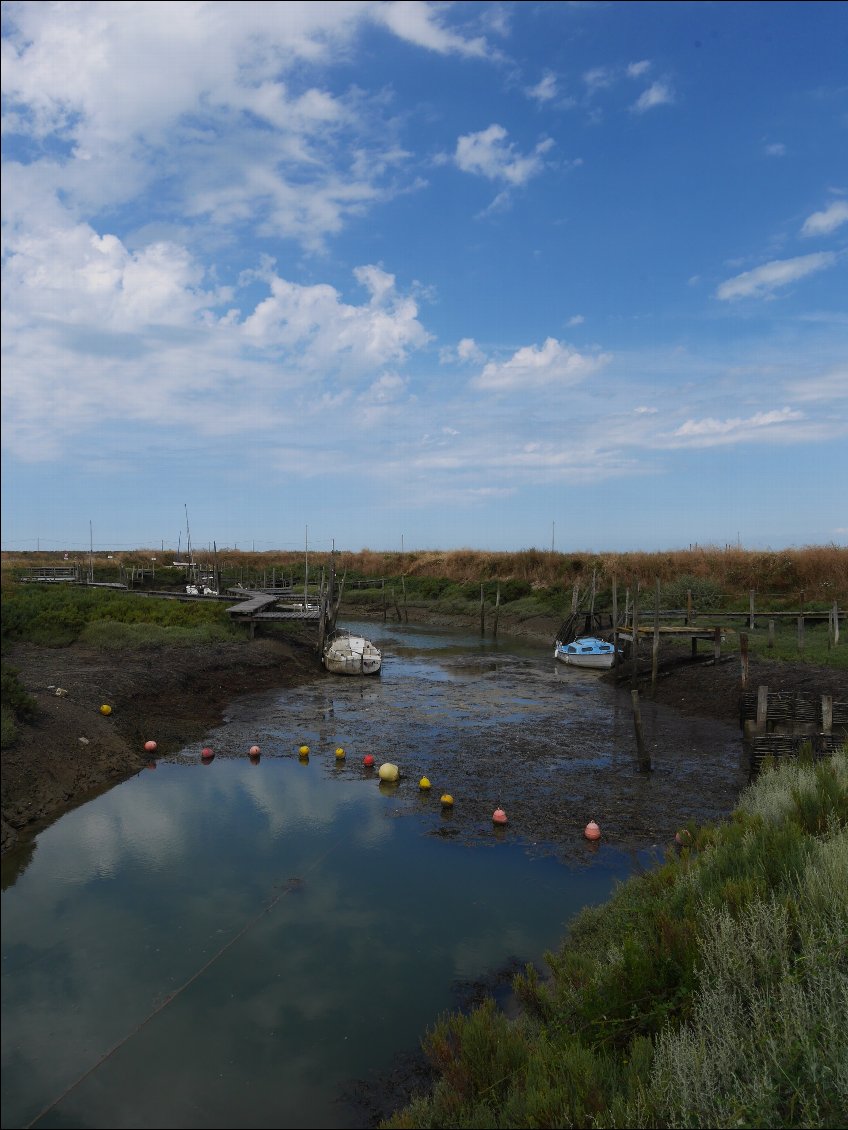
[[322, 633, 382, 676], [553, 636, 619, 670]]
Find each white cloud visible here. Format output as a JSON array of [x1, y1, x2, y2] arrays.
[[784, 366, 848, 402], [672, 408, 804, 446], [454, 125, 554, 186], [716, 253, 837, 300], [472, 337, 611, 391], [631, 81, 675, 113], [374, 1, 489, 58], [801, 200, 848, 237], [583, 67, 614, 93], [627, 60, 651, 78], [764, 142, 786, 157], [567, 314, 585, 326], [527, 73, 558, 103], [634, 406, 658, 414]]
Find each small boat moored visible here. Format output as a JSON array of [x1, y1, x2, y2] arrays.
[[322, 630, 382, 676], [554, 636, 620, 670]]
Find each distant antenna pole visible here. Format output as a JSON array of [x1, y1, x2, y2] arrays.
[[551, 522, 555, 553], [185, 504, 193, 565], [89, 520, 94, 583], [304, 526, 309, 610], [401, 533, 404, 554]]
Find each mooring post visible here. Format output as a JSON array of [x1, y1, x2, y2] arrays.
[[797, 615, 805, 652], [382, 579, 387, 623], [756, 685, 769, 733], [631, 689, 650, 771], [768, 619, 775, 648], [493, 584, 500, 638], [402, 575, 408, 623], [740, 632, 749, 689], [822, 695, 833, 735], [713, 626, 721, 663], [480, 583, 485, 636], [612, 574, 618, 662], [833, 601, 840, 646], [631, 583, 640, 688], [749, 589, 755, 630], [686, 588, 693, 626], [651, 576, 660, 698]]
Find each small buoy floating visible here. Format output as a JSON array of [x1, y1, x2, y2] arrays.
[[298, 745, 310, 757], [440, 794, 454, 808], [99, 704, 112, 716], [378, 763, 399, 782], [335, 747, 346, 760], [144, 740, 157, 753], [249, 745, 260, 756], [584, 820, 601, 841], [419, 776, 431, 791], [492, 808, 508, 825], [363, 754, 375, 768], [201, 747, 214, 762]]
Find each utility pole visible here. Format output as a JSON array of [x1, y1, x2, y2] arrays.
[[551, 522, 555, 553]]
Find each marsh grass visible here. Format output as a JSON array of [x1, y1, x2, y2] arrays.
[[382, 750, 848, 1129]]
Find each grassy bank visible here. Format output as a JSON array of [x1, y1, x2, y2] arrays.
[[383, 749, 848, 1129]]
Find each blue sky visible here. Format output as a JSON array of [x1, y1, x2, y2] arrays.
[[2, 1, 846, 555]]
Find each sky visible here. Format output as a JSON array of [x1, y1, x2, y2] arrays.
[[2, 0, 847, 556]]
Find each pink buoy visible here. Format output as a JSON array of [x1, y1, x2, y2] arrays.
[[201, 747, 214, 761], [144, 740, 157, 753], [249, 745, 260, 756], [363, 754, 375, 767], [492, 808, 508, 825], [584, 820, 601, 841]]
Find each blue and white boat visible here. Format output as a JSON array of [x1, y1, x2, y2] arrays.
[[553, 636, 619, 670]]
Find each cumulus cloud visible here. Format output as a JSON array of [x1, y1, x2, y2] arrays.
[[764, 142, 786, 157], [472, 337, 610, 391], [527, 73, 558, 104], [631, 81, 675, 113], [627, 60, 651, 78], [374, 1, 489, 58], [567, 314, 585, 326], [801, 199, 848, 237], [716, 253, 837, 300], [454, 125, 554, 186]]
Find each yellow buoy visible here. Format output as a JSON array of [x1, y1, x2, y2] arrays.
[[99, 704, 112, 716], [440, 794, 454, 807], [298, 744, 310, 756], [419, 776, 431, 790], [378, 763, 399, 782], [335, 746, 346, 759]]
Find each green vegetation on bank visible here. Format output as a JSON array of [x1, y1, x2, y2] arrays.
[[0, 663, 37, 749], [383, 749, 848, 1129]]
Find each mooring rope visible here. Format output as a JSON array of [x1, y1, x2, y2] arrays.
[[23, 841, 340, 1129]]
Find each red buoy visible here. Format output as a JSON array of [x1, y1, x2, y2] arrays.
[[363, 754, 375, 767], [201, 747, 214, 762], [144, 740, 157, 753], [584, 820, 601, 841]]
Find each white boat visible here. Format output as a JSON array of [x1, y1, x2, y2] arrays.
[[554, 636, 619, 670], [322, 630, 382, 676]]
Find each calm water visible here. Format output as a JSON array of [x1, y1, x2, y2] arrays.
[[1, 623, 694, 1129]]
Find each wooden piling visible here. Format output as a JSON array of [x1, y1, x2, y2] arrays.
[[631, 583, 640, 688], [382, 579, 387, 622], [713, 626, 721, 662], [756, 685, 769, 732], [402, 575, 408, 623], [749, 589, 755, 630], [612, 575, 618, 660], [686, 588, 693, 626], [768, 620, 775, 648], [797, 615, 805, 652], [480, 583, 485, 636], [493, 585, 500, 638], [651, 577, 660, 697], [833, 601, 840, 646], [822, 695, 833, 735], [740, 632, 749, 689], [631, 690, 650, 771]]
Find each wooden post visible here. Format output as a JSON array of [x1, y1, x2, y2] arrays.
[[686, 588, 693, 626], [651, 577, 660, 697], [631, 690, 650, 772], [631, 583, 640, 687], [480, 583, 485, 636], [740, 632, 749, 689], [493, 584, 500, 638], [768, 619, 775, 648], [749, 590, 755, 630], [756, 685, 769, 733], [822, 695, 833, 735], [834, 602, 840, 646], [797, 615, 805, 652], [612, 575, 618, 662], [713, 626, 721, 662], [382, 579, 387, 622], [402, 575, 408, 623]]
